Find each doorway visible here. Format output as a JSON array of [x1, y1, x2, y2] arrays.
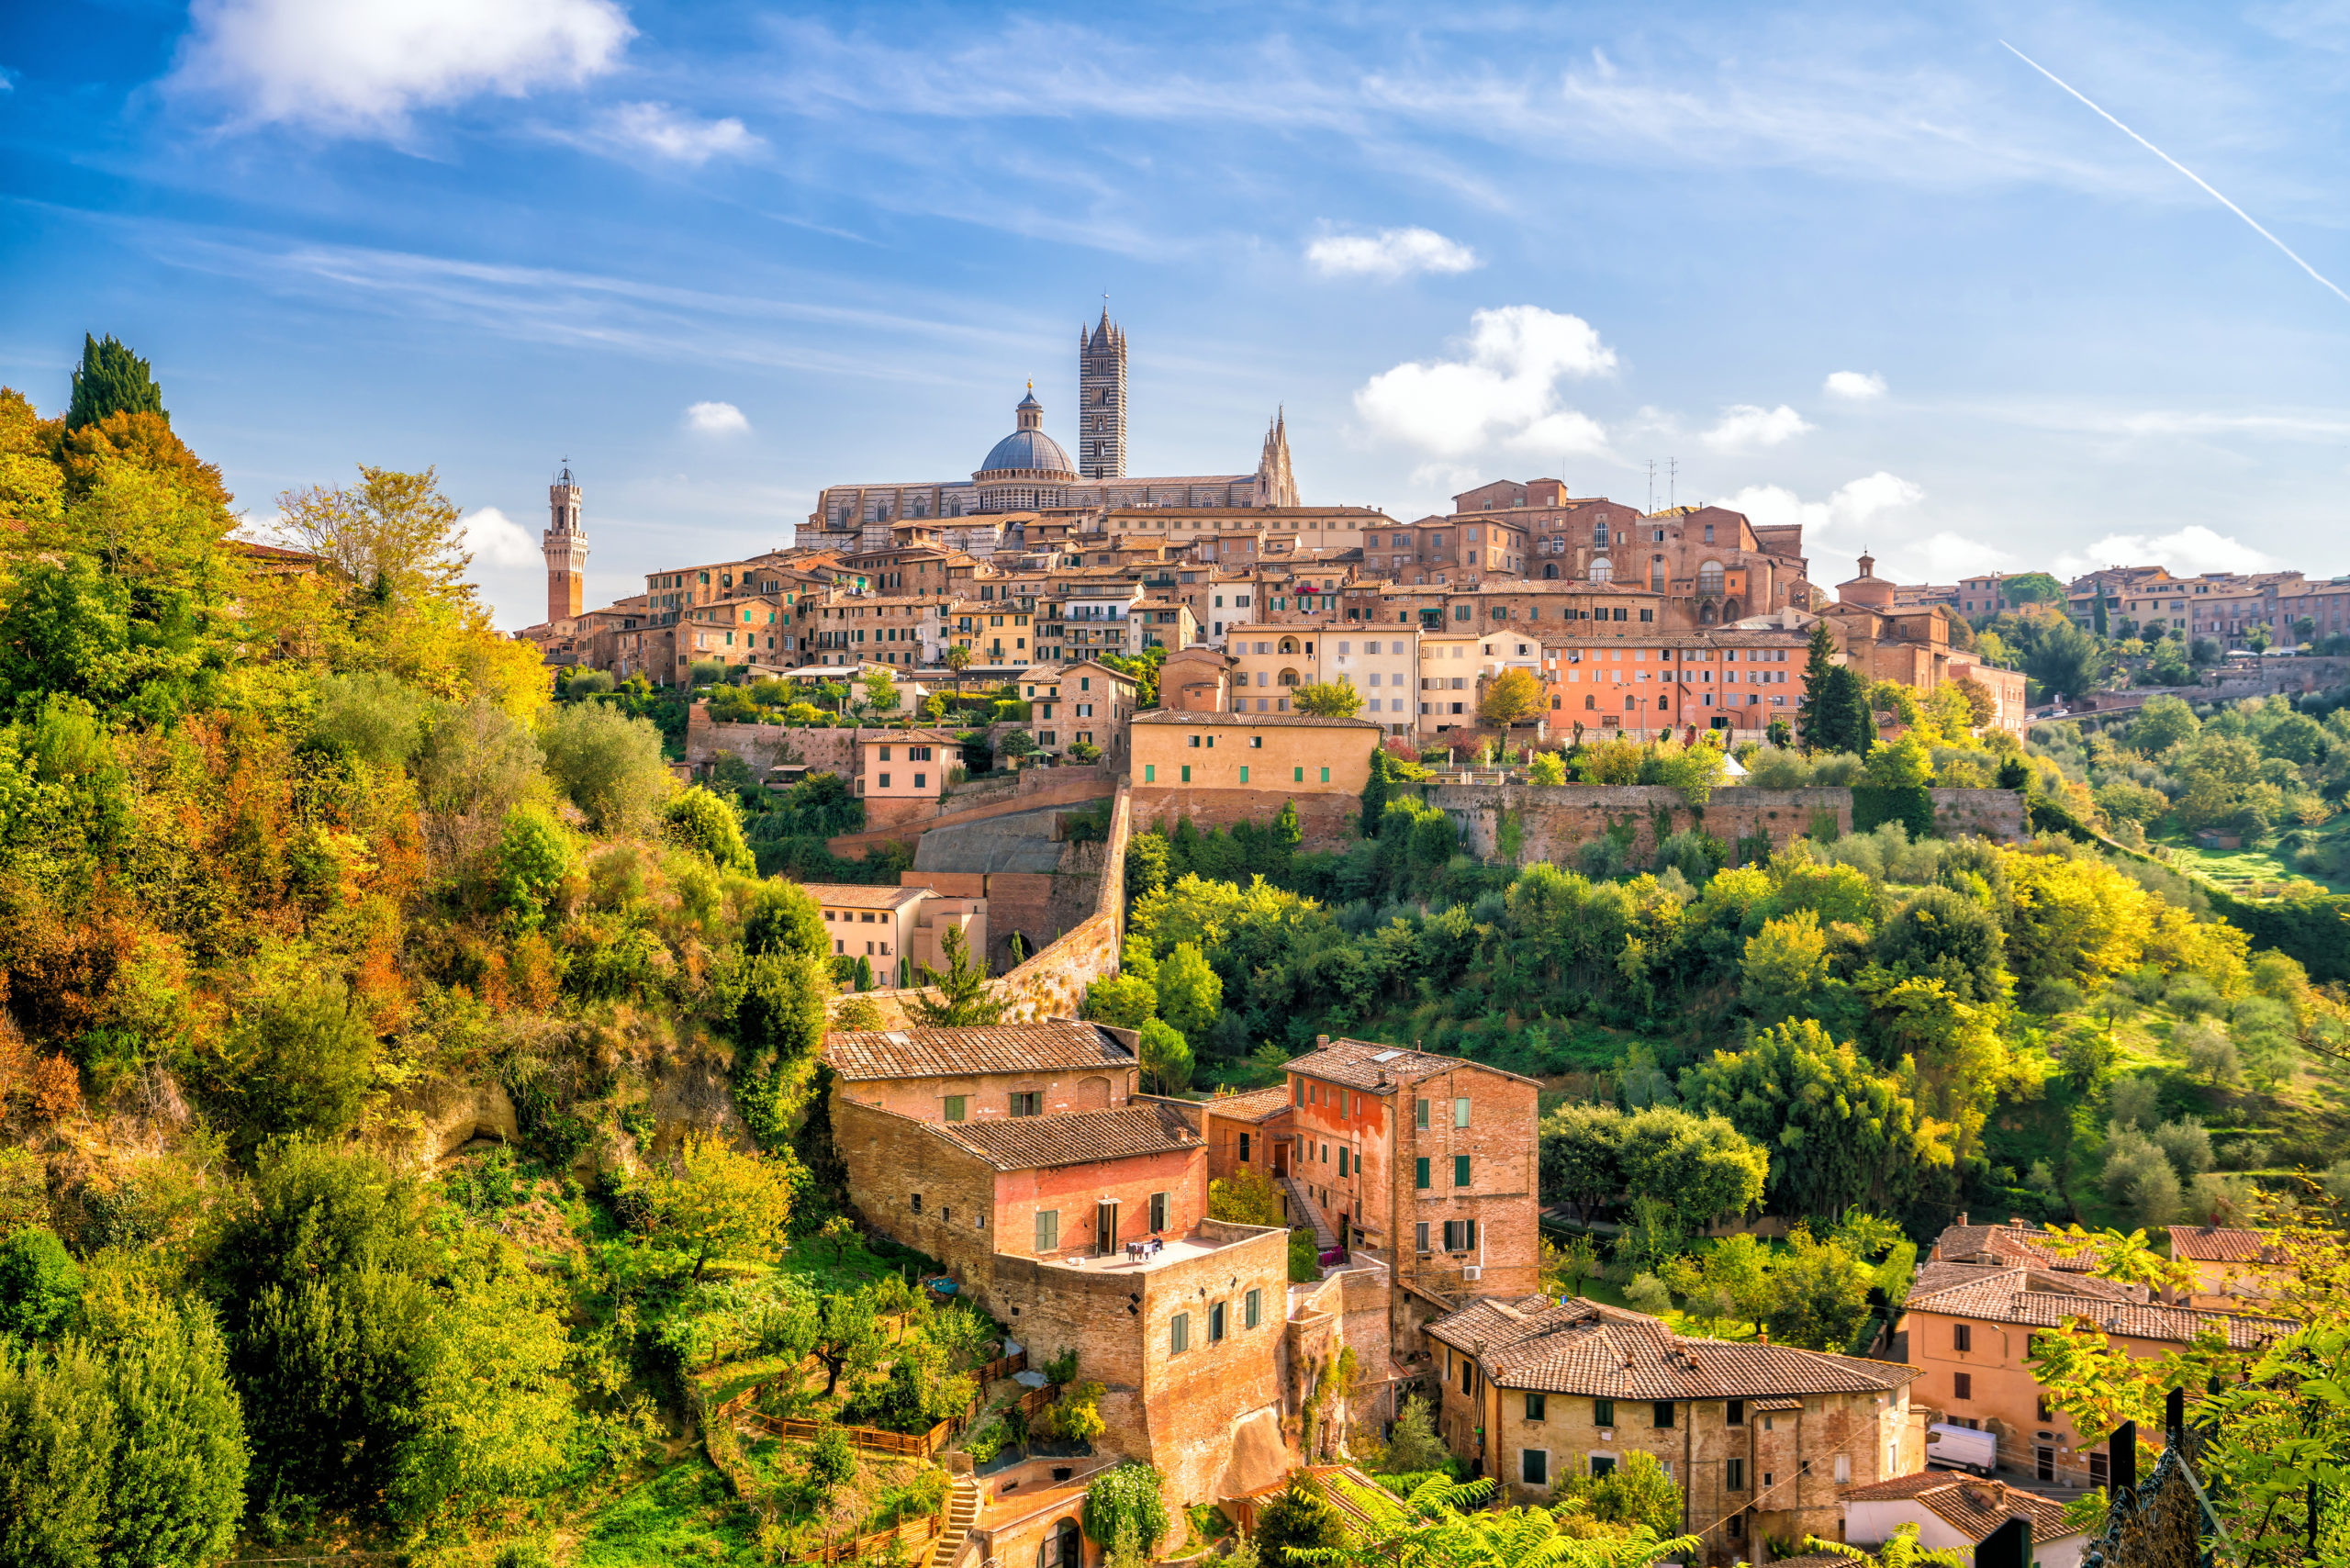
[[2035, 1448, 2055, 1483], [1094, 1200, 1120, 1256]]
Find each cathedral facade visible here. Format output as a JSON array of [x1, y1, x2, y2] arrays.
[[800, 308, 1296, 548]]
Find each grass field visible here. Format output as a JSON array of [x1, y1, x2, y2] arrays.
[[2152, 815, 2350, 896]]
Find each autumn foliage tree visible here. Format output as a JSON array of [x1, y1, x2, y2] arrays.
[[1479, 667, 1544, 726]]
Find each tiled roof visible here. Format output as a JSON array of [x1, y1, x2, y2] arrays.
[[2167, 1226, 2283, 1264], [824, 1022, 1135, 1082], [1201, 1086, 1293, 1123], [1286, 1038, 1535, 1093], [1132, 711, 1386, 730], [1426, 1296, 1918, 1400], [940, 1101, 1203, 1171], [1841, 1472, 2076, 1543], [801, 884, 931, 909], [1929, 1221, 2097, 1272], [1903, 1267, 2287, 1349], [862, 729, 966, 745], [1909, 1261, 2143, 1305]]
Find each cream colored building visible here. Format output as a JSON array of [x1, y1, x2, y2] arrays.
[[856, 729, 961, 804], [1017, 661, 1136, 761], [804, 883, 986, 988], [1323, 627, 1418, 736], [1224, 622, 1332, 713]]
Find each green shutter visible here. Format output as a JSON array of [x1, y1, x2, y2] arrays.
[[1416, 1157, 1430, 1190], [1454, 1154, 1471, 1187]]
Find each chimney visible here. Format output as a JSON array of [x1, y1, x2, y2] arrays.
[[1315, 1034, 1330, 1047], [1957, 1212, 1969, 1227], [1758, 1330, 1768, 1345]]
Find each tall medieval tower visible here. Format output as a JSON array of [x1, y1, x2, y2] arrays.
[[544, 464, 588, 623], [1078, 306, 1126, 479]]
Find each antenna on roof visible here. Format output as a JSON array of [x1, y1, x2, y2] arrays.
[[1668, 457, 1677, 510], [1646, 460, 1655, 515]]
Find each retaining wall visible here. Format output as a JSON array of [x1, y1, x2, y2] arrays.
[[1420, 783, 2026, 865]]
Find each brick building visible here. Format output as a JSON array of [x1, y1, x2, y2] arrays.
[[1281, 1037, 1541, 1307], [825, 1020, 1141, 1126], [1198, 1085, 1295, 1183], [1427, 1297, 1923, 1560]]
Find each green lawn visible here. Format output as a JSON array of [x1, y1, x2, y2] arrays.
[[2152, 815, 2350, 896]]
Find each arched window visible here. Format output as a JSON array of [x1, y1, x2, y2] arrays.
[[1583, 694, 1596, 710], [1278, 667, 1302, 687], [1651, 558, 1667, 591], [1543, 562, 1560, 579], [1589, 557, 1613, 584], [1279, 637, 1299, 655], [1698, 561, 1726, 595]]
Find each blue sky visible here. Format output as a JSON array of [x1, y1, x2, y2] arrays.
[[6, 0, 2350, 628]]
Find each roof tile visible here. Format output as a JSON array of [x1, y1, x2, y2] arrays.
[[1903, 1266, 2288, 1348], [940, 1101, 1203, 1171], [825, 1022, 1135, 1082], [1841, 1472, 2076, 1543], [1427, 1296, 1917, 1400]]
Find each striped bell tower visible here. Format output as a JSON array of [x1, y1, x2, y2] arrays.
[[544, 462, 588, 622], [1079, 303, 1126, 479]]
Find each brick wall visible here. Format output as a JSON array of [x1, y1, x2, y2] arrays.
[[835, 1058, 1138, 1126], [1386, 1066, 1542, 1302], [1130, 786, 1359, 850], [1422, 783, 2027, 866]]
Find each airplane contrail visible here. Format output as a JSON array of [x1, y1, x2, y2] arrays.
[[2000, 39, 2350, 308]]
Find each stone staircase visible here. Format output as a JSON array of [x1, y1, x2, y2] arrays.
[[1282, 1174, 1338, 1254], [929, 1474, 982, 1568]]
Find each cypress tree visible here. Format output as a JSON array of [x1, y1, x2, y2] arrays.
[[65, 334, 167, 431], [1796, 622, 1840, 753]]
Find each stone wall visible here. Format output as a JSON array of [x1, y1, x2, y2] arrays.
[[829, 786, 1130, 1029], [1422, 783, 2026, 866], [1129, 785, 1359, 850], [688, 709, 862, 774]]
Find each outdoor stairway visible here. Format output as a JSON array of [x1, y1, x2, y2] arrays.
[[929, 1475, 982, 1568], [1282, 1174, 1339, 1254]]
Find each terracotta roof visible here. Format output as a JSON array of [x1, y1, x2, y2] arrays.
[[939, 1102, 1203, 1170], [861, 730, 966, 745], [1902, 1267, 2287, 1349], [1201, 1086, 1293, 1123], [1841, 1472, 2076, 1544], [1132, 711, 1385, 730], [1286, 1037, 1535, 1094], [802, 884, 933, 910], [824, 1022, 1135, 1082], [1427, 1296, 1918, 1400], [2167, 1226, 2284, 1265], [1929, 1221, 2097, 1272], [1908, 1261, 2143, 1305]]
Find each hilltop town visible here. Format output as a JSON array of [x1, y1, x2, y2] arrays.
[[1, 330, 2346, 1568]]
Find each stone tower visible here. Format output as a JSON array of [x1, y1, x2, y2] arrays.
[[1078, 305, 1126, 479], [544, 463, 588, 623], [1254, 409, 1298, 508]]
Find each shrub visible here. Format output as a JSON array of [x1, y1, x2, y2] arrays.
[[664, 785, 754, 872], [539, 702, 670, 834], [1288, 1227, 1321, 1282], [1083, 1462, 1169, 1554], [0, 1227, 84, 1340]]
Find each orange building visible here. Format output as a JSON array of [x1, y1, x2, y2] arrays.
[[1129, 711, 1381, 793], [2167, 1225, 2289, 1311]]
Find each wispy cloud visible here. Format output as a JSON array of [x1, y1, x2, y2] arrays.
[[1306, 227, 1479, 280], [170, 0, 633, 136], [1824, 371, 1886, 400], [1701, 404, 1811, 452], [1355, 306, 1616, 458], [588, 102, 762, 165], [2053, 525, 2279, 579], [685, 399, 749, 434]]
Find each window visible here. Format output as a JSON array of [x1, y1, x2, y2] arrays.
[[1834, 1454, 1852, 1484], [1170, 1313, 1191, 1355], [1209, 1302, 1227, 1342], [1953, 1323, 1972, 1352], [1011, 1092, 1043, 1116], [1181, 765, 1191, 782], [1953, 1372, 1973, 1401], [1245, 1289, 1262, 1328], [1443, 1219, 1476, 1251], [1145, 765, 1154, 782], [1416, 1098, 1430, 1128], [2088, 1451, 2109, 1486], [1454, 1154, 1471, 1187], [1251, 735, 1262, 747], [1416, 1221, 1430, 1253], [1416, 1157, 1430, 1190], [1320, 767, 1330, 782], [1149, 1192, 1169, 1232], [944, 1095, 967, 1122], [1454, 1096, 1470, 1127], [1295, 1081, 1304, 1107], [1727, 1458, 1746, 1492], [1594, 1398, 1616, 1428], [1522, 1449, 1549, 1486], [911, 1193, 922, 1214], [2036, 1394, 2053, 1422], [1338, 1148, 1350, 1177], [1239, 767, 1248, 783], [1239, 1133, 1251, 1163], [1526, 1392, 1548, 1421], [1653, 1402, 1675, 1429], [1589, 1454, 1617, 1478]]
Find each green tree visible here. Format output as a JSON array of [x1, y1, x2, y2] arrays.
[[1081, 972, 1158, 1029], [1381, 1393, 1449, 1475], [95, 1300, 251, 1566], [1527, 749, 1567, 786], [66, 333, 166, 431], [1796, 622, 1841, 752], [1615, 1106, 1767, 1237], [214, 976, 380, 1164], [1294, 680, 1365, 718], [1209, 1168, 1285, 1227], [999, 728, 1039, 762], [1741, 910, 1830, 1020], [1568, 1450, 1685, 1540], [805, 1417, 856, 1502], [2000, 572, 2065, 606], [640, 1136, 797, 1282], [274, 465, 475, 609], [1764, 1226, 1876, 1351], [1155, 943, 1223, 1038], [742, 879, 828, 958], [1863, 734, 1933, 787], [1812, 664, 1876, 756], [665, 784, 754, 872], [1538, 1103, 1625, 1221], [2023, 617, 2109, 701], [861, 667, 901, 722], [1253, 1472, 1344, 1562], [1083, 1462, 1171, 1555], [0, 1229, 84, 1341], [1479, 667, 1544, 726], [907, 925, 1004, 1026], [538, 702, 671, 834], [1138, 1019, 1194, 1095], [1807, 1523, 1967, 1568], [0, 1339, 116, 1565], [1683, 1019, 1955, 1216], [493, 803, 574, 928]]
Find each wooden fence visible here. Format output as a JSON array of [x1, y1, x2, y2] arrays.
[[780, 1508, 943, 1565]]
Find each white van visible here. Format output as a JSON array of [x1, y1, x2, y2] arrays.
[[1926, 1422, 1998, 1476]]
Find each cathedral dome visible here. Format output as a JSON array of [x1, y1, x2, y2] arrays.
[[976, 385, 1078, 481]]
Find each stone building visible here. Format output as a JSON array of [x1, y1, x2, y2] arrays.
[[825, 1021, 1141, 1126], [1129, 711, 1383, 846], [1281, 1038, 1541, 1316], [1427, 1297, 1924, 1562], [1198, 1085, 1295, 1183]]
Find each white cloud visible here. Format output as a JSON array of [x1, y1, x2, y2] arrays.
[[171, 0, 632, 134], [686, 399, 750, 435], [1716, 471, 1924, 545], [596, 102, 761, 164], [1716, 472, 2035, 583], [462, 506, 538, 567], [1700, 403, 1812, 453], [2053, 526, 2279, 580], [1823, 370, 1886, 400], [1354, 306, 1616, 457], [1306, 227, 1480, 280]]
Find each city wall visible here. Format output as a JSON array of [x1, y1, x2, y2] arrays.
[[1421, 783, 2028, 865], [1128, 786, 1359, 851]]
